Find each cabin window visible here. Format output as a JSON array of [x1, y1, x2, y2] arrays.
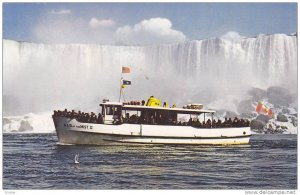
[[101, 105, 105, 116], [103, 105, 121, 116], [106, 106, 113, 115], [115, 106, 122, 116]]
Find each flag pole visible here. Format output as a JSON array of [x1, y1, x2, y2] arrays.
[[119, 68, 123, 102], [118, 85, 122, 102], [119, 66, 130, 102]]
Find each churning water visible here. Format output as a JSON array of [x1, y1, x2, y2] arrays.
[[3, 134, 297, 189]]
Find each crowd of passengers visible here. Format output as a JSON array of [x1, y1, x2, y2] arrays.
[[123, 114, 250, 128], [53, 109, 250, 128], [188, 117, 250, 128], [53, 109, 104, 124]]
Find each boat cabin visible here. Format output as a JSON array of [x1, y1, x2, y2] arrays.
[[100, 101, 123, 124], [99, 101, 215, 126]]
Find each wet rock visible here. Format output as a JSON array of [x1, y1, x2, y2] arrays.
[[281, 108, 290, 114], [265, 125, 277, 134], [266, 124, 274, 131], [237, 99, 255, 115], [291, 117, 297, 127], [291, 113, 297, 117], [18, 120, 33, 132], [252, 112, 258, 118], [250, 119, 266, 130], [273, 104, 281, 109], [272, 128, 285, 134], [256, 114, 271, 123], [266, 86, 293, 106], [277, 113, 288, 122], [266, 124, 285, 134]]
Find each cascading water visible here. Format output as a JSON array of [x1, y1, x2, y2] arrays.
[[3, 33, 297, 133]]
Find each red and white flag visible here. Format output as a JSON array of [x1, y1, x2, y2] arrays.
[[256, 102, 263, 113], [122, 66, 130, 73], [256, 102, 273, 117]]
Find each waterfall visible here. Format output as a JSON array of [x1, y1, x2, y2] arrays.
[[3, 33, 297, 132]]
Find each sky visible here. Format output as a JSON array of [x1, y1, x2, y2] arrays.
[[3, 3, 297, 45]]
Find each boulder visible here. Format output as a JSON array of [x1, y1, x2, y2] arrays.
[[18, 120, 33, 132], [250, 119, 266, 130], [291, 117, 297, 127], [277, 113, 288, 122], [281, 108, 290, 114], [256, 114, 271, 123], [273, 104, 281, 109], [267, 124, 274, 131]]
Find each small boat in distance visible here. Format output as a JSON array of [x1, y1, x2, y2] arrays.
[[74, 154, 79, 164]]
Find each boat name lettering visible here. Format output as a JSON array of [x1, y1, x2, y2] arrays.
[[64, 123, 93, 129]]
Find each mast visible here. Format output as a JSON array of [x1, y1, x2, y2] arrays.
[[119, 66, 131, 102], [118, 68, 123, 102]]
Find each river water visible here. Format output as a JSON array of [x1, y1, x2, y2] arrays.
[[3, 133, 297, 189]]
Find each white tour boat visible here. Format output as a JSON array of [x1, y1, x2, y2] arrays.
[[53, 66, 251, 145], [53, 99, 251, 145]]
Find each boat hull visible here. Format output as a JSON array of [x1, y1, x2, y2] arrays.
[[54, 117, 251, 145]]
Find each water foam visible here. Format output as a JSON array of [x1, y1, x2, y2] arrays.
[[3, 112, 55, 133]]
